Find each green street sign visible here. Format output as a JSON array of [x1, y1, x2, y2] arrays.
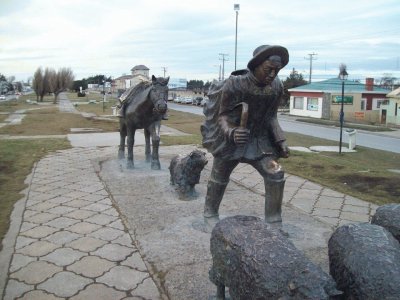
[[332, 95, 353, 104]]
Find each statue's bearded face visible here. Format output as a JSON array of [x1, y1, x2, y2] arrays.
[[253, 59, 282, 85]]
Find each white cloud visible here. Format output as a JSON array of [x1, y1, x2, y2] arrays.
[[0, 0, 399, 82]]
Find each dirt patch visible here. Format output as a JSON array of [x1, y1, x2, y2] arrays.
[[340, 174, 400, 199], [310, 164, 324, 170], [332, 165, 345, 171]]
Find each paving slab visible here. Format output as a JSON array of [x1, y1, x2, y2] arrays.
[[0, 146, 166, 300], [67, 125, 187, 148], [309, 145, 357, 152]]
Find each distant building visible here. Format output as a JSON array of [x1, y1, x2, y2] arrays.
[[131, 65, 149, 78], [114, 75, 132, 91], [380, 87, 400, 127], [288, 78, 389, 124], [114, 67, 192, 100], [168, 78, 187, 90], [130, 65, 150, 88], [114, 65, 150, 93]]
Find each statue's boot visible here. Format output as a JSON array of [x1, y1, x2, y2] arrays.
[[264, 178, 285, 224], [204, 180, 228, 220]]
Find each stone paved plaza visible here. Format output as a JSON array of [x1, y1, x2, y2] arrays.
[[2, 147, 162, 300], [0, 143, 379, 300]]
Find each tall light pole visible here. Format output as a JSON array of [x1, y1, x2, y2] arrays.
[[234, 4, 240, 70], [338, 64, 348, 154], [102, 79, 106, 113]]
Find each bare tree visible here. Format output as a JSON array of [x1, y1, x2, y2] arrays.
[[7, 75, 15, 83], [32, 66, 74, 102], [380, 73, 397, 90], [338, 64, 348, 78], [50, 67, 74, 103], [32, 67, 44, 101], [40, 68, 54, 101]]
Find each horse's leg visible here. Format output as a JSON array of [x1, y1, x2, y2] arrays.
[[126, 126, 136, 169], [150, 121, 161, 170], [144, 128, 151, 162], [118, 119, 126, 159]]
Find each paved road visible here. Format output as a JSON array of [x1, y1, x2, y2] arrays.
[[168, 102, 400, 153], [278, 118, 400, 154]]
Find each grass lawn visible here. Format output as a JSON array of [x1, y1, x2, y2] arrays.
[[0, 96, 119, 136], [295, 117, 394, 132], [281, 136, 400, 205], [161, 109, 204, 146], [0, 114, 8, 122], [0, 94, 54, 112], [66, 92, 120, 117], [0, 139, 71, 251]]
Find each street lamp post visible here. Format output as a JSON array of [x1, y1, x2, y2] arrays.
[[234, 4, 240, 71], [102, 79, 106, 113], [338, 64, 348, 154]]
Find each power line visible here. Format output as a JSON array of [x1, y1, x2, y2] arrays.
[[305, 53, 317, 83]]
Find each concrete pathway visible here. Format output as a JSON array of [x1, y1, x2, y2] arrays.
[[1, 147, 164, 300], [58, 94, 78, 113], [0, 109, 41, 128]]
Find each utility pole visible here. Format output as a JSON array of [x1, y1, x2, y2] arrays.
[[219, 53, 229, 80], [305, 53, 317, 83], [161, 67, 167, 77]]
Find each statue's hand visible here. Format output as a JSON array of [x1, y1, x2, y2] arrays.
[[233, 127, 250, 145], [277, 141, 290, 158]]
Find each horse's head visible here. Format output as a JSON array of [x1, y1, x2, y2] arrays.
[[150, 75, 169, 115]]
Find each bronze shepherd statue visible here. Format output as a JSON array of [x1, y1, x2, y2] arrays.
[[118, 75, 169, 169], [201, 45, 290, 224]]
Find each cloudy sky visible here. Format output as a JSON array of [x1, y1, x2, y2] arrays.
[[1, 0, 399, 83]]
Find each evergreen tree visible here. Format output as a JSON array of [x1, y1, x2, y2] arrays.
[[282, 68, 307, 107]]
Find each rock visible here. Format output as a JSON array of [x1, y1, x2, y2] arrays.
[[329, 223, 400, 300], [210, 215, 341, 300], [371, 203, 400, 242]]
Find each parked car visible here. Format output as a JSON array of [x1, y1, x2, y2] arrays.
[[193, 97, 203, 106], [0, 95, 6, 100], [201, 97, 209, 106], [182, 97, 193, 104], [174, 97, 182, 103]]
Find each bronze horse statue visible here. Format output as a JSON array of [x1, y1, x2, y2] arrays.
[[118, 75, 169, 169]]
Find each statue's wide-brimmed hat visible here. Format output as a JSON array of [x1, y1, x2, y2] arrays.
[[247, 45, 289, 70]]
